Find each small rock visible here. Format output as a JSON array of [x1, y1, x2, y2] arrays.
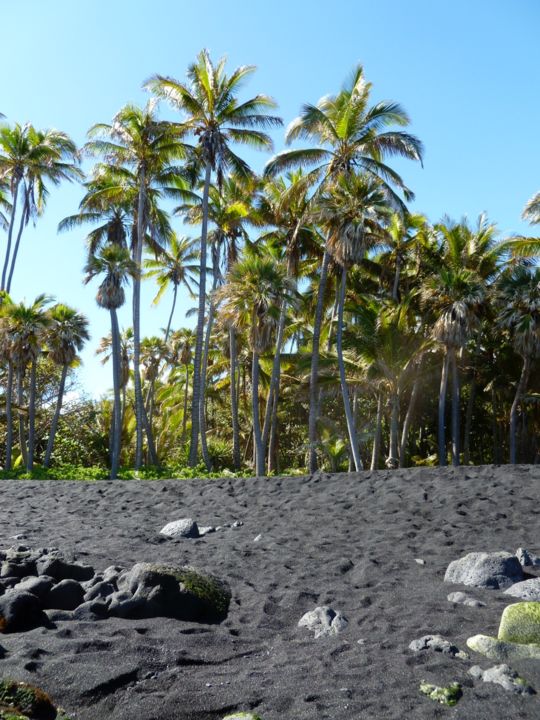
[[45, 579, 85, 611], [36, 553, 94, 582], [231, 520, 243, 528], [515, 548, 540, 568], [159, 518, 199, 539], [504, 578, 540, 601], [444, 551, 523, 590], [84, 580, 116, 602], [419, 681, 462, 706], [0, 591, 46, 633], [409, 634, 468, 658], [415, 558, 426, 565], [14, 576, 55, 601], [467, 634, 540, 661], [253, 534, 262, 543], [447, 591, 485, 607], [223, 714, 263, 720], [469, 663, 535, 694], [198, 526, 215, 536], [298, 606, 348, 639]]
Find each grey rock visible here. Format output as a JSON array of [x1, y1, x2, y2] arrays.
[[447, 591, 485, 607], [231, 520, 243, 528], [515, 548, 540, 568], [298, 606, 348, 638], [36, 552, 94, 582], [409, 634, 468, 658], [198, 526, 215, 536], [0, 590, 46, 632], [415, 558, 426, 565], [467, 634, 540, 661], [72, 599, 109, 620], [45, 579, 85, 610], [504, 578, 540, 601], [469, 664, 535, 694], [444, 552, 523, 590], [45, 608, 74, 622], [159, 518, 199, 539], [14, 575, 55, 600], [84, 580, 116, 602]]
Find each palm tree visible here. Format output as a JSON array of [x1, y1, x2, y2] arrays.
[[144, 234, 199, 341], [146, 48, 282, 467], [496, 266, 540, 463], [85, 101, 188, 468], [5, 294, 52, 470], [166, 328, 195, 440], [0, 291, 14, 470], [96, 326, 133, 438], [43, 304, 90, 467], [217, 256, 296, 475], [84, 245, 138, 478], [317, 173, 392, 469], [265, 65, 423, 472], [523, 192, 540, 225], [0, 123, 82, 292]]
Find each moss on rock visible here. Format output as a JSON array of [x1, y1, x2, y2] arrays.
[[0, 681, 56, 720], [419, 681, 462, 706], [498, 602, 540, 644], [223, 714, 263, 720], [150, 564, 231, 622]]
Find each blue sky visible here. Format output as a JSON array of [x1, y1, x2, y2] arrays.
[[1, 0, 539, 397]]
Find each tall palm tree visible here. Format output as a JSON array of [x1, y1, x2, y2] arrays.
[[43, 304, 90, 467], [217, 256, 296, 475], [5, 294, 52, 470], [85, 101, 188, 468], [84, 245, 138, 478], [265, 65, 423, 472], [317, 173, 392, 470], [144, 234, 199, 341], [0, 123, 82, 292], [497, 266, 540, 463], [0, 291, 14, 470], [146, 48, 282, 467]]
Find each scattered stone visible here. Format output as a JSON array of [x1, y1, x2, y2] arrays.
[[415, 558, 426, 565], [253, 534, 262, 543], [298, 606, 348, 639], [504, 578, 540, 601], [447, 591, 485, 607], [159, 518, 199, 539], [231, 520, 243, 528], [467, 634, 540, 661], [35, 553, 94, 582], [44, 579, 85, 611], [14, 576, 55, 601], [72, 599, 109, 621], [498, 602, 540, 644], [409, 634, 468, 658], [0, 591, 46, 633], [419, 681, 462, 706], [198, 526, 215, 536], [516, 548, 540, 568], [444, 551, 523, 590], [469, 664, 535, 694], [84, 580, 116, 602]]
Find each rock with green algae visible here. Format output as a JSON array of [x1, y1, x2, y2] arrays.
[[467, 634, 540, 662], [0, 680, 56, 720], [498, 602, 540, 644], [419, 681, 462, 706], [223, 714, 263, 720]]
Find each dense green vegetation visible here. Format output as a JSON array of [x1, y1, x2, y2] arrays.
[[0, 51, 539, 479]]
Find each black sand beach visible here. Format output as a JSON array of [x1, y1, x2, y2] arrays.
[[1, 465, 540, 719]]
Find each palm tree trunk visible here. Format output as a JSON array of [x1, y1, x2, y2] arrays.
[[510, 356, 530, 464], [386, 392, 400, 469], [308, 249, 331, 473], [110, 308, 122, 478], [262, 300, 286, 454], [1, 177, 20, 291], [450, 349, 460, 466], [200, 289, 217, 471], [27, 359, 37, 471], [438, 352, 450, 466], [336, 265, 362, 471], [371, 392, 383, 471], [189, 160, 212, 466], [463, 374, 476, 465], [17, 369, 27, 466], [399, 368, 420, 468], [182, 364, 189, 440], [252, 348, 264, 476], [392, 255, 402, 302], [6, 191, 29, 294], [165, 283, 178, 342], [267, 387, 280, 474], [229, 327, 241, 469], [43, 363, 68, 467], [5, 362, 13, 471], [133, 170, 146, 469]]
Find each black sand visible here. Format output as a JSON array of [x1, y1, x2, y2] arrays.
[[1, 465, 540, 719]]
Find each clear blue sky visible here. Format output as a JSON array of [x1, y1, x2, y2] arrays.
[[2, 0, 539, 397]]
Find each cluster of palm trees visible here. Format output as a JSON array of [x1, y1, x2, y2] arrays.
[[1, 51, 539, 478]]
